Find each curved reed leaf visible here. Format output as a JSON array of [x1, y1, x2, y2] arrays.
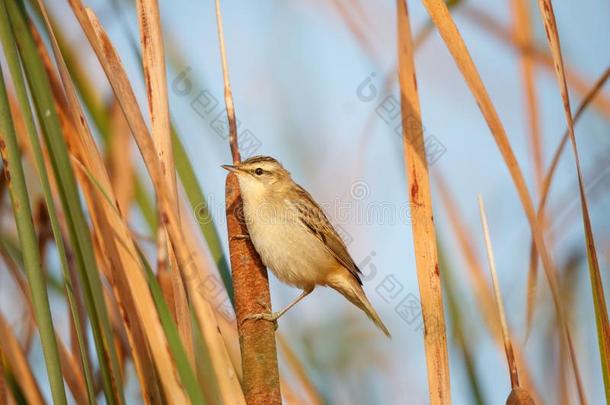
[[535, 1, 610, 401]]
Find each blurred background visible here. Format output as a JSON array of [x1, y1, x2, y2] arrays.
[[1, 0, 609, 404]]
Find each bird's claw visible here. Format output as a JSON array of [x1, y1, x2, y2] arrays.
[[241, 312, 280, 331], [240, 300, 279, 330]]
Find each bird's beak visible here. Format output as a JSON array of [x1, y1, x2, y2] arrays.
[[221, 164, 240, 173]]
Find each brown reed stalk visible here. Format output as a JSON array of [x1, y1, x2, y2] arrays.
[[214, 0, 281, 403]]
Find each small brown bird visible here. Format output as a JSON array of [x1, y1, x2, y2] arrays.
[[223, 155, 390, 337]]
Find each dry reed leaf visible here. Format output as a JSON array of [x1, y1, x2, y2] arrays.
[[135, 0, 193, 366], [134, 0, 176, 200], [28, 16, 154, 398], [397, 1, 450, 403], [6, 390, 16, 405], [0, 314, 44, 405], [108, 101, 134, 220], [33, 1, 190, 402], [419, 1, 585, 401], [68, 108, 178, 405], [0, 232, 37, 357], [526, 66, 610, 339], [524, 243, 539, 340], [177, 197, 243, 376], [50, 65, 166, 405], [57, 5, 241, 381], [478, 195, 519, 389], [535, 2, 610, 401], [69, 5, 244, 402]]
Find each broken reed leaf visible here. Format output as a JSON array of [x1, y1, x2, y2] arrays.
[[135, 0, 194, 370]]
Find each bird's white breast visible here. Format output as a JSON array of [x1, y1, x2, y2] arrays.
[[241, 193, 336, 289]]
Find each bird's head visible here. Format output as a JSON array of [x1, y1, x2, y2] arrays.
[[222, 155, 292, 197]]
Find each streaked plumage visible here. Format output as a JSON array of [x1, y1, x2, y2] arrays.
[[222, 156, 390, 337]]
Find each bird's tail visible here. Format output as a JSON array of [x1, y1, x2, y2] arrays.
[[327, 272, 391, 338]]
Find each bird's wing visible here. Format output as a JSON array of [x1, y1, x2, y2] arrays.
[[290, 185, 362, 285]]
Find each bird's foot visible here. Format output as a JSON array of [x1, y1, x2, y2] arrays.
[[240, 300, 279, 330]]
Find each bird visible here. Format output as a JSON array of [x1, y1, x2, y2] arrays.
[[222, 155, 391, 337]]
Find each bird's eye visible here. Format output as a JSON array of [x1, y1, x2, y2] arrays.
[[254, 168, 263, 176]]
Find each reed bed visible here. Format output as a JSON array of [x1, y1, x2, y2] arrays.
[[0, 0, 608, 404]]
